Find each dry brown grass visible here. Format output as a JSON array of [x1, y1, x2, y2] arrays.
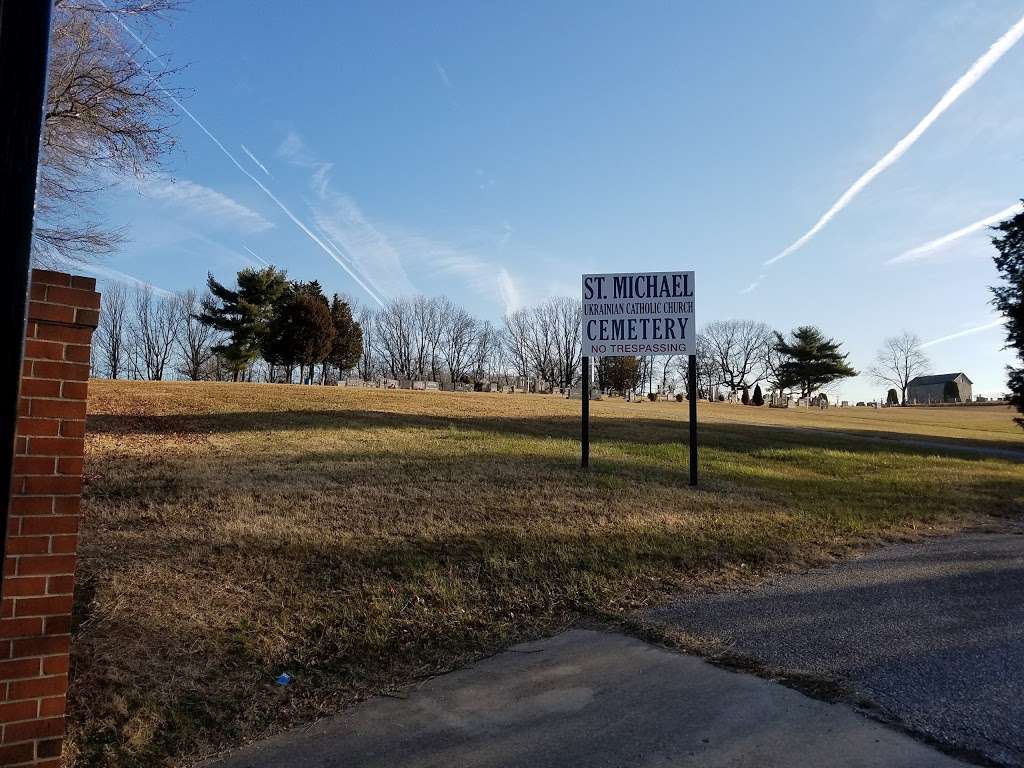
[[69, 381, 1024, 766]]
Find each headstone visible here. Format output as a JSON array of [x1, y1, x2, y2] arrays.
[[425, 381, 440, 390], [568, 386, 603, 400]]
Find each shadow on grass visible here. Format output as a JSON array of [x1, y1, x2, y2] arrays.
[[87, 408, 1024, 462]]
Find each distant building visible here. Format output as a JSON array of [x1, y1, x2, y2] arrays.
[[906, 372, 973, 404]]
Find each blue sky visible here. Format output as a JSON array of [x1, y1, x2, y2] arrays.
[[86, 1, 1024, 399]]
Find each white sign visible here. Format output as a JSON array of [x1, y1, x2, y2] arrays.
[[581, 271, 695, 357]]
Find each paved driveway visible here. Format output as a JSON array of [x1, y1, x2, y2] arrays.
[[646, 533, 1024, 767], [207, 629, 965, 768]]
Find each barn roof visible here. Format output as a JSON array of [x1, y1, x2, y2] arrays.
[[907, 372, 973, 386]]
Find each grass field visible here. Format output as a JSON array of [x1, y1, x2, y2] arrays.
[[69, 381, 1024, 766]]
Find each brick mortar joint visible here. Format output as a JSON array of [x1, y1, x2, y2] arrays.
[[25, 314, 100, 331]]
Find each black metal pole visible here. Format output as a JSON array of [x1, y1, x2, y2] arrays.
[[581, 356, 590, 468], [0, 0, 54, 598], [688, 354, 698, 486]]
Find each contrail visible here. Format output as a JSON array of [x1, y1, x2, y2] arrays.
[[103, 4, 386, 307], [78, 264, 175, 297], [435, 61, 453, 89], [887, 202, 1024, 264], [242, 245, 271, 267], [739, 273, 766, 295], [240, 144, 271, 176], [312, 223, 391, 304], [766, 13, 1024, 267], [921, 317, 1007, 348]]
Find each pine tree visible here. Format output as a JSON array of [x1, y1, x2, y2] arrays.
[[741, 384, 750, 405], [264, 283, 336, 384], [752, 383, 764, 406], [596, 356, 641, 395], [261, 284, 298, 381], [887, 388, 899, 406], [198, 266, 288, 381], [327, 295, 363, 382], [773, 326, 857, 398], [991, 202, 1024, 426]]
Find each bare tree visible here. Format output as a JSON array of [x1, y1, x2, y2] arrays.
[[375, 298, 414, 379], [551, 297, 582, 389], [199, 351, 235, 382], [175, 289, 216, 380], [762, 333, 787, 395], [659, 354, 681, 393], [355, 302, 376, 380], [36, 1, 184, 264], [527, 301, 558, 383], [412, 296, 444, 380], [94, 281, 128, 378], [869, 332, 930, 406], [502, 309, 532, 380], [683, 333, 717, 399], [471, 320, 500, 383], [439, 299, 479, 383], [371, 296, 445, 380], [130, 285, 183, 380], [702, 319, 773, 392]]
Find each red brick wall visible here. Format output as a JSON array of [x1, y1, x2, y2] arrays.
[[2, 270, 100, 767]]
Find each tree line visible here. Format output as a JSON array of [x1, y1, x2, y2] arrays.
[[593, 322, 862, 402], [93, 268, 362, 384], [95, 264, 948, 406]]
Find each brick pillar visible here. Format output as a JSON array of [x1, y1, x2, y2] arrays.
[[2, 270, 100, 767]]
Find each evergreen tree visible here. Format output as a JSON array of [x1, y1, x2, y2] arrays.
[[773, 326, 857, 398], [991, 203, 1024, 426], [198, 266, 288, 381], [295, 280, 328, 304], [596, 356, 641, 395], [752, 383, 764, 406], [887, 388, 899, 406], [741, 384, 750, 405], [327, 295, 363, 381], [263, 283, 336, 384], [261, 285, 299, 381]]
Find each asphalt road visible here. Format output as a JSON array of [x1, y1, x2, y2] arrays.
[[646, 533, 1024, 767], [207, 629, 965, 768]]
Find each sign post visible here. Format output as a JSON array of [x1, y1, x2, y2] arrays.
[[581, 355, 590, 468], [580, 271, 697, 483], [688, 352, 697, 486]]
